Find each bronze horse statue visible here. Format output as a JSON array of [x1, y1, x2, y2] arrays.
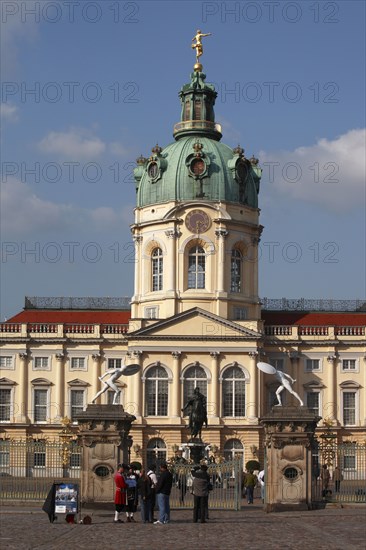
[[182, 387, 208, 440]]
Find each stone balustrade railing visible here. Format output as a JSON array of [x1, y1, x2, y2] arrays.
[[0, 323, 129, 338]]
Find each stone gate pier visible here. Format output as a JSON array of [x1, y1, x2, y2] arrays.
[[75, 404, 136, 504], [260, 406, 320, 512]]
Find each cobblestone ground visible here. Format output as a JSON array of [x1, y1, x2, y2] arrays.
[[1, 503, 365, 550]]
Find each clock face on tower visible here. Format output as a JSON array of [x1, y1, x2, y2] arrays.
[[185, 209, 211, 234]]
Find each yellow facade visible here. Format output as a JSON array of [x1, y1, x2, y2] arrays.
[[0, 307, 365, 467]]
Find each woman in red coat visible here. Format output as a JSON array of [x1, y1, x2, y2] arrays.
[[114, 463, 128, 523]]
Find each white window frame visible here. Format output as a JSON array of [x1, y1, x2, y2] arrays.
[[145, 306, 159, 319], [306, 390, 321, 416], [33, 356, 50, 371], [32, 440, 47, 469], [145, 365, 169, 417], [0, 356, 14, 370], [0, 447, 10, 468], [233, 307, 247, 320], [304, 358, 321, 372], [269, 357, 285, 372], [221, 365, 247, 418], [69, 388, 86, 421], [341, 359, 358, 373], [32, 387, 50, 424], [342, 446, 357, 471], [152, 247, 163, 292], [106, 358, 122, 370], [230, 249, 242, 293], [188, 245, 206, 289], [0, 386, 14, 423], [70, 356, 87, 371], [341, 389, 359, 427]]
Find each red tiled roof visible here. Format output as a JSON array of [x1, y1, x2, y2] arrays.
[[5, 309, 365, 327], [7, 310, 131, 324], [262, 311, 366, 326]]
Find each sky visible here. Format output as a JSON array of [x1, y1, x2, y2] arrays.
[[1, 0, 365, 319]]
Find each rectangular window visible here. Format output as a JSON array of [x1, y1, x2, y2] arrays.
[[70, 450, 81, 469], [342, 359, 356, 371], [70, 390, 85, 420], [34, 389, 48, 422], [272, 358, 284, 372], [306, 359, 320, 372], [70, 357, 86, 370], [343, 453, 356, 470], [33, 442, 46, 468], [34, 357, 49, 370], [233, 307, 247, 320], [0, 356, 13, 369], [145, 307, 158, 319], [107, 358, 122, 369], [343, 392, 356, 425], [0, 389, 11, 422], [307, 392, 320, 416], [0, 450, 10, 467]]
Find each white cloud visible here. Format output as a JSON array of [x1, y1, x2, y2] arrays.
[[259, 129, 366, 212], [0, 178, 132, 237], [0, 103, 19, 122], [109, 142, 130, 157], [0, 1, 39, 77], [38, 128, 106, 159]]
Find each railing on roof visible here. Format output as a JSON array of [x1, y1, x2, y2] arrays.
[[261, 298, 366, 312], [24, 297, 365, 312], [25, 296, 130, 310]]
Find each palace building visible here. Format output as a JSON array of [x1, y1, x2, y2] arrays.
[[1, 55, 365, 469]]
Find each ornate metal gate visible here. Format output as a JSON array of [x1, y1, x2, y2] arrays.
[[312, 433, 366, 503], [169, 459, 242, 510]]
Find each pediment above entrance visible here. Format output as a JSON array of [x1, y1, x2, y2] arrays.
[[128, 307, 261, 341]]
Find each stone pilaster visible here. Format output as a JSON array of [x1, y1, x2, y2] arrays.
[[209, 351, 220, 419], [327, 354, 338, 423], [91, 353, 102, 404], [248, 351, 258, 420], [55, 353, 65, 420], [165, 229, 180, 292], [215, 229, 228, 293], [170, 351, 181, 418], [18, 352, 29, 423], [132, 351, 143, 418]]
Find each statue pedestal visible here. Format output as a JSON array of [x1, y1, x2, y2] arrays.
[[75, 404, 136, 504], [260, 406, 320, 512], [185, 440, 206, 464]]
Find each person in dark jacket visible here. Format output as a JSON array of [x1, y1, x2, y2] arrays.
[[154, 463, 173, 524], [137, 469, 153, 523], [192, 464, 210, 523]]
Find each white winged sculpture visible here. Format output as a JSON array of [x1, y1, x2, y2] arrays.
[[257, 362, 304, 407]]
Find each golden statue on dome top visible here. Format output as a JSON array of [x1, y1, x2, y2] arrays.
[[191, 29, 212, 71]]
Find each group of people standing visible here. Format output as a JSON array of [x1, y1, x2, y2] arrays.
[[114, 462, 212, 525], [114, 463, 173, 525]]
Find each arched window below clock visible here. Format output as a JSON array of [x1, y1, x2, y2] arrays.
[[152, 247, 163, 291], [230, 249, 242, 293], [188, 245, 206, 289]]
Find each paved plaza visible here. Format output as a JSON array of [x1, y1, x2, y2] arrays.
[[0, 502, 365, 550]]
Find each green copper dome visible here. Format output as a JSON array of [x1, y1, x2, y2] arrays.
[[134, 71, 261, 209]]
